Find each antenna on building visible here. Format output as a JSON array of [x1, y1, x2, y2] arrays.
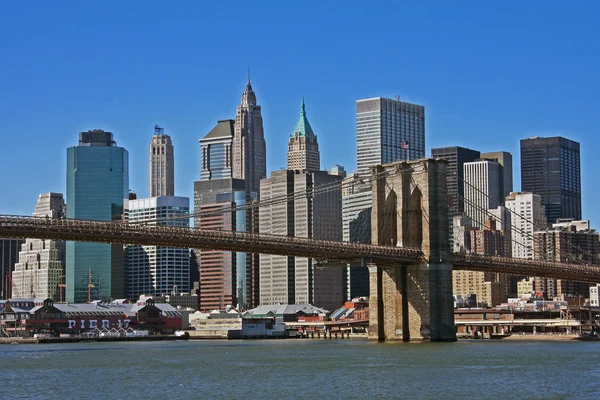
[[247, 60, 250, 83], [154, 125, 164, 135]]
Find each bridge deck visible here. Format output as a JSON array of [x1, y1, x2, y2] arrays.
[[1, 215, 599, 283]]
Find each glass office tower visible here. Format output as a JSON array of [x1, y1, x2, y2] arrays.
[[66, 130, 128, 303], [520, 136, 581, 223], [356, 97, 425, 178]]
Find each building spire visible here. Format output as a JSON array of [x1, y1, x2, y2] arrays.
[[291, 97, 315, 138], [247, 60, 251, 84]]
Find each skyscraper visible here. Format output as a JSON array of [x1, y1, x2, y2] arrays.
[[200, 120, 234, 181], [505, 192, 546, 259], [431, 146, 481, 214], [233, 79, 266, 195], [520, 136, 581, 223], [66, 130, 128, 302], [287, 98, 320, 171], [341, 174, 372, 300], [195, 119, 258, 310], [1, 238, 24, 299], [149, 125, 174, 197], [259, 170, 344, 311], [480, 151, 513, 199], [356, 97, 425, 178], [463, 160, 502, 228], [126, 196, 190, 301], [13, 193, 66, 300]]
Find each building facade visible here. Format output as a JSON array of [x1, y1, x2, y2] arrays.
[[463, 160, 502, 228], [520, 136, 581, 223], [195, 116, 260, 310], [66, 130, 128, 303], [431, 146, 481, 214], [12, 193, 66, 301], [1, 238, 24, 300], [533, 220, 599, 298], [233, 79, 267, 195], [341, 174, 372, 300], [452, 218, 508, 307], [505, 192, 546, 259], [480, 151, 513, 199], [356, 97, 425, 178], [194, 178, 257, 311], [125, 196, 190, 300], [149, 125, 174, 197], [259, 170, 344, 311], [287, 98, 320, 171], [199, 120, 234, 181]]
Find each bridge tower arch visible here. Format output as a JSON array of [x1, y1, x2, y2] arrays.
[[369, 159, 456, 342]]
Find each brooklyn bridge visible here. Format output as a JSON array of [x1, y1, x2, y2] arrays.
[[1, 159, 598, 342]]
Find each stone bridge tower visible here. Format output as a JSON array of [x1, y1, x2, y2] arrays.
[[369, 159, 455, 341]]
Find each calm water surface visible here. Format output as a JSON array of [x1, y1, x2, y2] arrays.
[[1, 339, 599, 399]]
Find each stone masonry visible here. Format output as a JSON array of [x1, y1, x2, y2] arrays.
[[368, 159, 456, 342]]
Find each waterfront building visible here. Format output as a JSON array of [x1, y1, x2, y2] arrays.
[[431, 146, 481, 214], [242, 304, 328, 338], [12, 193, 66, 301], [287, 98, 320, 171], [125, 196, 190, 301], [533, 219, 599, 298], [233, 79, 267, 195], [520, 136, 581, 222], [259, 170, 344, 311], [0, 297, 182, 336], [463, 160, 502, 228], [505, 192, 546, 259], [66, 130, 128, 303], [356, 97, 425, 178], [0, 238, 24, 299], [149, 125, 174, 197]]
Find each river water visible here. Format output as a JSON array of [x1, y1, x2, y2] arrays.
[[1, 339, 599, 399]]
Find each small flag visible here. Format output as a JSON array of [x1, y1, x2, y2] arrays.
[[400, 141, 409, 149]]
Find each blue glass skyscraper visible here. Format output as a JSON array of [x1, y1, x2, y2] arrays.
[[66, 130, 128, 302]]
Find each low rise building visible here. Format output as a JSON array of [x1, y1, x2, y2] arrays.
[[241, 304, 328, 338], [0, 297, 182, 337]]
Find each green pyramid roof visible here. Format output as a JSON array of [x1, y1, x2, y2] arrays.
[[291, 98, 315, 138]]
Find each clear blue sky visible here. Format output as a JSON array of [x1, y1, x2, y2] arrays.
[[1, 1, 599, 222]]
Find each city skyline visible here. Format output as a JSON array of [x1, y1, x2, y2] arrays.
[[1, 2, 598, 225]]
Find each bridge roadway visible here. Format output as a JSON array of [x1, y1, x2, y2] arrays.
[[1, 214, 600, 283]]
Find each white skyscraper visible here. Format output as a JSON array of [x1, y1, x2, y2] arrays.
[[505, 192, 546, 259], [126, 196, 190, 300], [463, 160, 502, 229], [12, 193, 66, 300], [356, 97, 425, 178]]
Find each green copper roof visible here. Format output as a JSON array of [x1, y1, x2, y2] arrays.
[[291, 98, 315, 138]]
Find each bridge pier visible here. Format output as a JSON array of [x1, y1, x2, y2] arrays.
[[369, 159, 456, 342], [369, 263, 455, 341]]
